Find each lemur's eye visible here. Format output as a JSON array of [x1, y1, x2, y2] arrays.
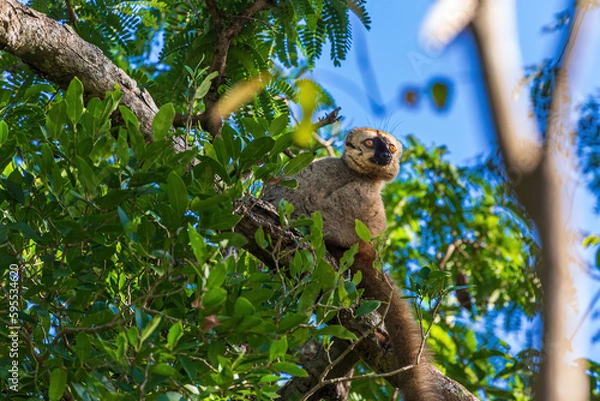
[[364, 139, 374, 147], [389, 144, 397, 153]]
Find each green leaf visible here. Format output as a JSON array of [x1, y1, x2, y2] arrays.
[[1, 178, 25, 204], [254, 226, 267, 249], [76, 156, 98, 193], [127, 326, 139, 349], [156, 392, 186, 401], [65, 78, 85, 126], [46, 100, 67, 139], [234, 296, 255, 317], [271, 362, 308, 377], [117, 206, 130, 227], [339, 244, 358, 272], [140, 316, 162, 346], [152, 363, 180, 377], [583, 235, 600, 248], [49, 368, 67, 401], [209, 214, 241, 231], [239, 137, 274, 171], [167, 321, 183, 350], [188, 226, 207, 263], [202, 287, 227, 311], [418, 267, 431, 280], [355, 220, 371, 242], [269, 114, 289, 136], [120, 106, 145, 157], [431, 81, 449, 110], [207, 263, 227, 289], [269, 336, 288, 362], [278, 313, 308, 332], [318, 325, 358, 341], [153, 103, 175, 140], [271, 132, 293, 155], [283, 152, 314, 176], [51, 166, 64, 194], [0, 120, 7, 145], [75, 333, 92, 362], [278, 179, 298, 188], [213, 137, 230, 168], [167, 171, 188, 217], [355, 300, 381, 317], [116, 128, 130, 167], [195, 71, 219, 99], [298, 282, 321, 313], [312, 261, 337, 291]]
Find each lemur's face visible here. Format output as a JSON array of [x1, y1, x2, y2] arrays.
[[343, 128, 402, 181]]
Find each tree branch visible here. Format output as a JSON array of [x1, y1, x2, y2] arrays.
[[0, 0, 159, 142], [203, 0, 276, 137], [468, 1, 589, 400]]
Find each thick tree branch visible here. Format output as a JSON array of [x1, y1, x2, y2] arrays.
[[0, 0, 158, 142]]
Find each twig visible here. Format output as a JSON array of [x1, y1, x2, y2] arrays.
[[312, 133, 336, 157], [304, 361, 432, 391], [416, 296, 443, 365], [203, 0, 276, 138], [438, 240, 462, 270], [64, 0, 78, 26], [185, 0, 202, 22], [313, 107, 342, 130], [52, 318, 128, 345], [231, 15, 277, 34], [283, 149, 296, 159]]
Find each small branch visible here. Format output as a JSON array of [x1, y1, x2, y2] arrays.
[[204, 0, 223, 31], [203, 0, 276, 138], [416, 296, 443, 365], [185, 0, 203, 22], [231, 14, 277, 34], [313, 107, 342, 130], [314, 362, 426, 387], [52, 318, 128, 345], [64, 0, 78, 26], [300, 288, 396, 401]]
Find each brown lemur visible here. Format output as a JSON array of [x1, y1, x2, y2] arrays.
[[264, 128, 436, 400]]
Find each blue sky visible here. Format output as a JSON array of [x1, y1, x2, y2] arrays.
[[311, 1, 600, 361]]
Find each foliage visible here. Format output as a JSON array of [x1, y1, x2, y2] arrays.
[[0, 79, 363, 399], [0, 78, 540, 399], [1, 1, 597, 400]]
